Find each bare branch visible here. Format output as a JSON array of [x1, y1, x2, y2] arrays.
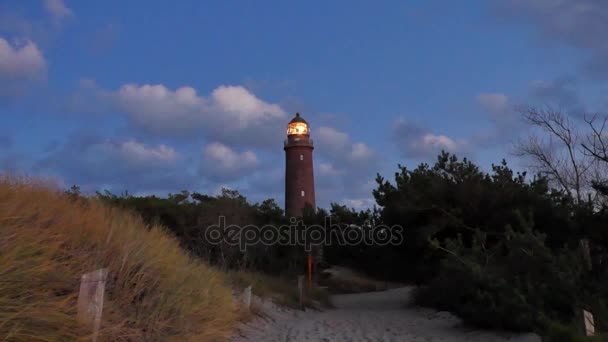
[[515, 105, 592, 203], [582, 114, 608, 164]]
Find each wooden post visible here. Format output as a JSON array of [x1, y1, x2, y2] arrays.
[[298, 275, 305, 310], [242, 285, 252, 310], [583, 309, 595, 336], [308, 252, 312, 289], [77, 268, 108, 342], [575, 308, 596, 337]]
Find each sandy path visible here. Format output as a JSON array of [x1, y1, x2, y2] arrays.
[[231, 287, 540, 342]]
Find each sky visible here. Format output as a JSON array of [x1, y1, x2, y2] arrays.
[[1, 0, 608, 210]]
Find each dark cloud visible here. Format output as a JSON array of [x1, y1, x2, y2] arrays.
[[528, 76, 585, 115], [493, 0, 608, 79], [32, 134, 197, 194], [243, 167, 285, 204]]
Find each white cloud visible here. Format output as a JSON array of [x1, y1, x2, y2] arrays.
[[350, 143, 375, 164], [315, 126, 376, 165], [44, 0, 73, 22], [473, 91, 527, 145], [83, 83, 287, 146], [406, 133, 466, 157], [116, 84, 205, 133], [115, 140, 178, 163], [341, 198, 376, 211], [392, 118, 467, 158], [211, 85, 284, 127], [312, 126, 378, 207], [0, 37, 46, 81], [118, 84, 203, 110], [315, 126, 350, 152], [202, 142, 257, 181], [91, 140, 179, 168], [477, 93, 509, 117], [318, 162, 343, 176], [422, 134, 459, 150]]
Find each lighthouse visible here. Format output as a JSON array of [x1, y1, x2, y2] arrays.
[[284, 113, 316, 217]]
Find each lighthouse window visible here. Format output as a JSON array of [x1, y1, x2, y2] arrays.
[[300, 154, 303, 161], [301, 190, 305, 197]]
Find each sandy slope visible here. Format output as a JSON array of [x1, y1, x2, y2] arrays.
[[230, 287, 541, 342]]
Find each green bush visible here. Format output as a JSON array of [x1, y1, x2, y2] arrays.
[[416, 214, 583, 333]]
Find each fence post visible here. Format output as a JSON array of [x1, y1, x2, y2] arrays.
[[577, 238, 596, 336], [575, 307, 596, 337], [242, 285, 252, 310], [583, 309, 595, 336], [77, 268, 108, 342]]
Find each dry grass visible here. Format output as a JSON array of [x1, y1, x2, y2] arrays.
[[319, 266, 397, 294], [228, 271, 301, 308], [0, 176, 241, 341], [227, 270, 332, 309]]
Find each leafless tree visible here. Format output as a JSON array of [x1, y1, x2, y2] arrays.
[[580, 114, 608, 204], [514, 105, 594, 203], [582, 114, 608, 163]]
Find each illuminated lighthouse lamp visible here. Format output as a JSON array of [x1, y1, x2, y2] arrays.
[[286, 113, 310, 136]]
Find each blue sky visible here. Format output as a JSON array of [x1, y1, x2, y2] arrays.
[[1, 0, 608, 210]]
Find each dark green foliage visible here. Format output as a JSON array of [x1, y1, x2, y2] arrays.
[[95, 188, 308, 276], [371, 152, 578, 282], [363, 151, 608, 338], [322, 203, 401, 280], [417, 215, 582, 332]]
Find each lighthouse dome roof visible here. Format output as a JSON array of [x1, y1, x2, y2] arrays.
[[289, 113, 308, 125]]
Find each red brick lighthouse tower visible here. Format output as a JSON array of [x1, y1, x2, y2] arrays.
[[284, 113, 316, 217]]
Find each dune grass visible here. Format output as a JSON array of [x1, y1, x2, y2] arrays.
[[318, 266, 395, 294], [227, 270, 332, 309], [0, 176, 241, 341]]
